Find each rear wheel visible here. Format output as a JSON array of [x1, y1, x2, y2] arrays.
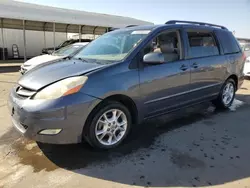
[[213, 78, 236, 109], [84, 101, 131, 149]]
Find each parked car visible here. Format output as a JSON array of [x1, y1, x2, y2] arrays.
[[41, 39, 92, 54], [9, 20, 245, 149], [243, 43, 250, 57], [20, 42, 89, 74], [244, 56, 250, 77], [243, 44, 250, 78]]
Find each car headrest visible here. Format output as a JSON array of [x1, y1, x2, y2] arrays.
[[190, 38, 202, 46], [160, 44, 175, 53]]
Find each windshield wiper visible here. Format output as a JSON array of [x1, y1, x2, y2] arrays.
[[76, 57, 88, 63]]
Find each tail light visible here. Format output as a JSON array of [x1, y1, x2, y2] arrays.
[[243, 52, 246, 62]]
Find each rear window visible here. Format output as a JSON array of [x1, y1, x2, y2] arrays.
[[187, 31, 219, 58], [215, 30, 241, 54]]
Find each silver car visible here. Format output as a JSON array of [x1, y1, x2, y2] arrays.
[[20, 42, 89, 74]]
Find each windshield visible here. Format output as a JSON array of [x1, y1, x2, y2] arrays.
[[52, 45, 83, 56], [58, 40, 73, 48], [74, 29, 151, 62]]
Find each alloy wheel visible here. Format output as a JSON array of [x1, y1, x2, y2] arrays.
[[95, 109, 128, 146], [222, 82, 235, 106]]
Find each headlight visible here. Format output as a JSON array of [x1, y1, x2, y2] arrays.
[[33, 76, 88, 100], [246, 58, 250, 63]]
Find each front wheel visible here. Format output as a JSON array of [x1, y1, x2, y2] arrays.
[[84, 101, 132, 149], [213, 78, 236, 109]]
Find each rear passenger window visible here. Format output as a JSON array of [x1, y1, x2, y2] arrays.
[[187, 31, 219, 58], [215, 31, 241, 54]]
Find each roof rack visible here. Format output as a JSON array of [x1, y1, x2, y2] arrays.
[[165, 20, 228, 30]]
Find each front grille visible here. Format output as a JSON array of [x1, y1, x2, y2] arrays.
[[16, 86, 36, 98]]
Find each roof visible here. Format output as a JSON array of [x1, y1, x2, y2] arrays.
[[165, 20, 228, 30], [114, 23, 229, 33], [0, 0, 153, 34]]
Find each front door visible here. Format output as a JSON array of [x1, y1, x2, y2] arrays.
[[139, 30, 191, 118]]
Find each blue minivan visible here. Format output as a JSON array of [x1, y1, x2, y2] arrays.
[[9, 20, 245, 149]]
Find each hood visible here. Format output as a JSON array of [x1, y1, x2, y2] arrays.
[[24, 54, 65, 66], [18, 59, 106, 90]]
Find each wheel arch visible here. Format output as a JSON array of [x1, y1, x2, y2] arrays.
[[227, 74, 238, 89], [102, 94, 139, 125], [83, 94, 139, 137]]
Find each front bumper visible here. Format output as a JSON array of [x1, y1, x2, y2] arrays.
[[8, 88, 101, 144]]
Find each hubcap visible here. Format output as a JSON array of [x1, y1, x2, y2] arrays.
[[222, 82, 234, 106], [95, 109, 127, 146]]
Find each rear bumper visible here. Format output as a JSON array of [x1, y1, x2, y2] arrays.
[[8, 88, 101, 144]]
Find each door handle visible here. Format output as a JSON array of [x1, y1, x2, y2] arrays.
[[180, 64, 188, 71], [191, 62, 198, 68]]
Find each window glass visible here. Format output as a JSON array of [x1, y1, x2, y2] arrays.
[[58, 40, 73, 48], [216, 31, 241, 54], [187, 31, 219, 58], [52, 44, 84, 56], [143, 31, 180, 62]]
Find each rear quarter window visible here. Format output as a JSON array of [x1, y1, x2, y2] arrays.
[[215, 30, 241, 54]]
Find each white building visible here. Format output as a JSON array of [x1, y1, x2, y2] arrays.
[[0, 0, 153, 60], [1, 29, 68, 58]]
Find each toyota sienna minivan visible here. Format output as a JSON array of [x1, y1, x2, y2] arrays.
[[9, 20, 245, 149]]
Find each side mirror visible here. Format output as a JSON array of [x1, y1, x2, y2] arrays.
[[245, 47, 250, 51], [143, 52, 165, 64], [47, 50, 54, 55]]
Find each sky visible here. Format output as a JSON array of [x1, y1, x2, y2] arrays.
[[16, 0, 250, 38]]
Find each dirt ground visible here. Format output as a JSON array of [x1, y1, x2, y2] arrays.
[[1, 71, 250, 188]]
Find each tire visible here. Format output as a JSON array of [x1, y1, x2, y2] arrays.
[[213, 78, 236, 109], [84, 101, 132, 149]]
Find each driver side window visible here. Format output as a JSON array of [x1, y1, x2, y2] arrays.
[[143, 31, 181, 63]]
